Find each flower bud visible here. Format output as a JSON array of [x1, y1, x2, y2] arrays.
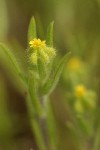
[[30, 53, 37, 65]]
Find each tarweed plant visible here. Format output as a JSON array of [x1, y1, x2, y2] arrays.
[[0, 16, 99, 150], [0, 17, 70, 150]]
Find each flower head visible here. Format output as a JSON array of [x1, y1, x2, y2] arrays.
[[29, 38, 46, 48], [75, 85, 86, 98], [74, 85, 96, 113], [67, 57, 82, 71], [29, 38, 56, 65]]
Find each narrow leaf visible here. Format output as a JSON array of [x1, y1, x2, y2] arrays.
[[28, 16, 37, 43], [42, 52, 71, 95], [0, 43, 22, 76], [46, 21, 54, 47]]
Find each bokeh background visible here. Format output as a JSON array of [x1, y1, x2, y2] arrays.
[[0, 0, 100, 150]]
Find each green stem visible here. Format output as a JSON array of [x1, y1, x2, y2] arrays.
[[27, 72, 47, 150], [43, 95, 58, 150], [26, 95, 47, 150], [28, 71, 43, 118], [31, 118, 47, 150]]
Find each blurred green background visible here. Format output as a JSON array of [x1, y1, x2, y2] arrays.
[[0, 0, 100, 150]]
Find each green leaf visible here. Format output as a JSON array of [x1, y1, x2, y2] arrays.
[[46, 21, 54, 47], [0, 43, 22, 77], [42, 52, 71, 95], [28, 16, 37, 43]]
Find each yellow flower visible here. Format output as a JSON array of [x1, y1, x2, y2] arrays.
[[75, 85, 86, 98], [29, 38, 46, 48], [74, 85, 96, 113], [67, 57, 82, 71]]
